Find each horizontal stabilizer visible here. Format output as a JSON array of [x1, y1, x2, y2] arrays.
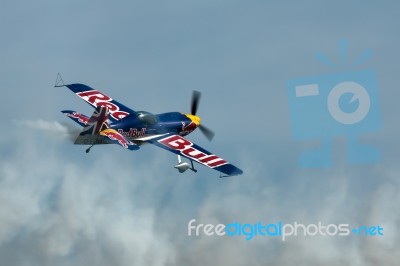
[[61, 110, 89, 127], [73, 134, 112, 145]]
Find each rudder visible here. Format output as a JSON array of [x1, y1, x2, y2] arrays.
[[74, 106, 110, 145]]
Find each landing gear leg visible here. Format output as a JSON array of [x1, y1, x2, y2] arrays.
[[190, 160, 197, 173], [174, 155, 197, 173], [86, 135, 100, 153], [86, 144, 95, 153]]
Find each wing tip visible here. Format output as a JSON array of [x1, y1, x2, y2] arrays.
[[217, 164, 243, 177]]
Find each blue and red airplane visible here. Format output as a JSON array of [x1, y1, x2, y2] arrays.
[[58, 83, 243, 177]]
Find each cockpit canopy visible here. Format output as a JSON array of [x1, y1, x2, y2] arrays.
[[136, 111, 158, 124]]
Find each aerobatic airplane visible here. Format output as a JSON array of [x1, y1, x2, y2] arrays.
[[57, 82, 243, 177]]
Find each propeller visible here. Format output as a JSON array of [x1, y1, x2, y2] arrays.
[[199, 124, 215, 141], [191, 90, 201, 115], [190, 90, 215, 141]]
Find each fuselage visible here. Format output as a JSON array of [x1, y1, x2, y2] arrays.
[[110, 111, 200, 141]]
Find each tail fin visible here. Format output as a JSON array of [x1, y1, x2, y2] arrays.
[[74, 106, 110, 144], [73, 106, 140, 150], [80, 106, 110, 136]]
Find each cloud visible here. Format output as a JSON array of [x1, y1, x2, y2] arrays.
[[163, 150, 400, 266], [0, 128, 176, 266], [1, 123, 400, 266]]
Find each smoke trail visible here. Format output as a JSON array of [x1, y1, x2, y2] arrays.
[[13, 119, 81, 142]]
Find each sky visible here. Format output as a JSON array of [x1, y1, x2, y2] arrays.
[[1, 1, 400, 265]]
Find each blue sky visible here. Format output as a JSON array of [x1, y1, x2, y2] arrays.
[[1, 1, 400, 265]]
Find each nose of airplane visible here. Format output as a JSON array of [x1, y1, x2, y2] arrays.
[[185, 114, 201, 126], [187, 90, 215, 141]]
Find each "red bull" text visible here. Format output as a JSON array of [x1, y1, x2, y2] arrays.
[[118, 128, 146, 138], [76, 90, 130, 120], [158, 135, 227, 168]]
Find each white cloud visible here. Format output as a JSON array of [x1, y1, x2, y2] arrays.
[[1, 118, 400, 266], [0, 122, 400, 265], [0, 128, 176, 266]]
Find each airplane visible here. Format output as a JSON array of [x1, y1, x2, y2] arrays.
[[57, 82, 243, 177]]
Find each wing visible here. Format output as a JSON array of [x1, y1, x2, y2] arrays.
[[58, 83, 136, 122], [147, 133, 243, 176]]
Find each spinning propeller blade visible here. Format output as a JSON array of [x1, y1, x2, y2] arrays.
[[191, 90, 201, 115], [199, 124, 215, 141], [190, 90, 215, 141]]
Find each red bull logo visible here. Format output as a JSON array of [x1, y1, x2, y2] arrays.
[[118, 128, 146, 138], [100, 129, 133, 149], [66, 112, 89, 124]]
